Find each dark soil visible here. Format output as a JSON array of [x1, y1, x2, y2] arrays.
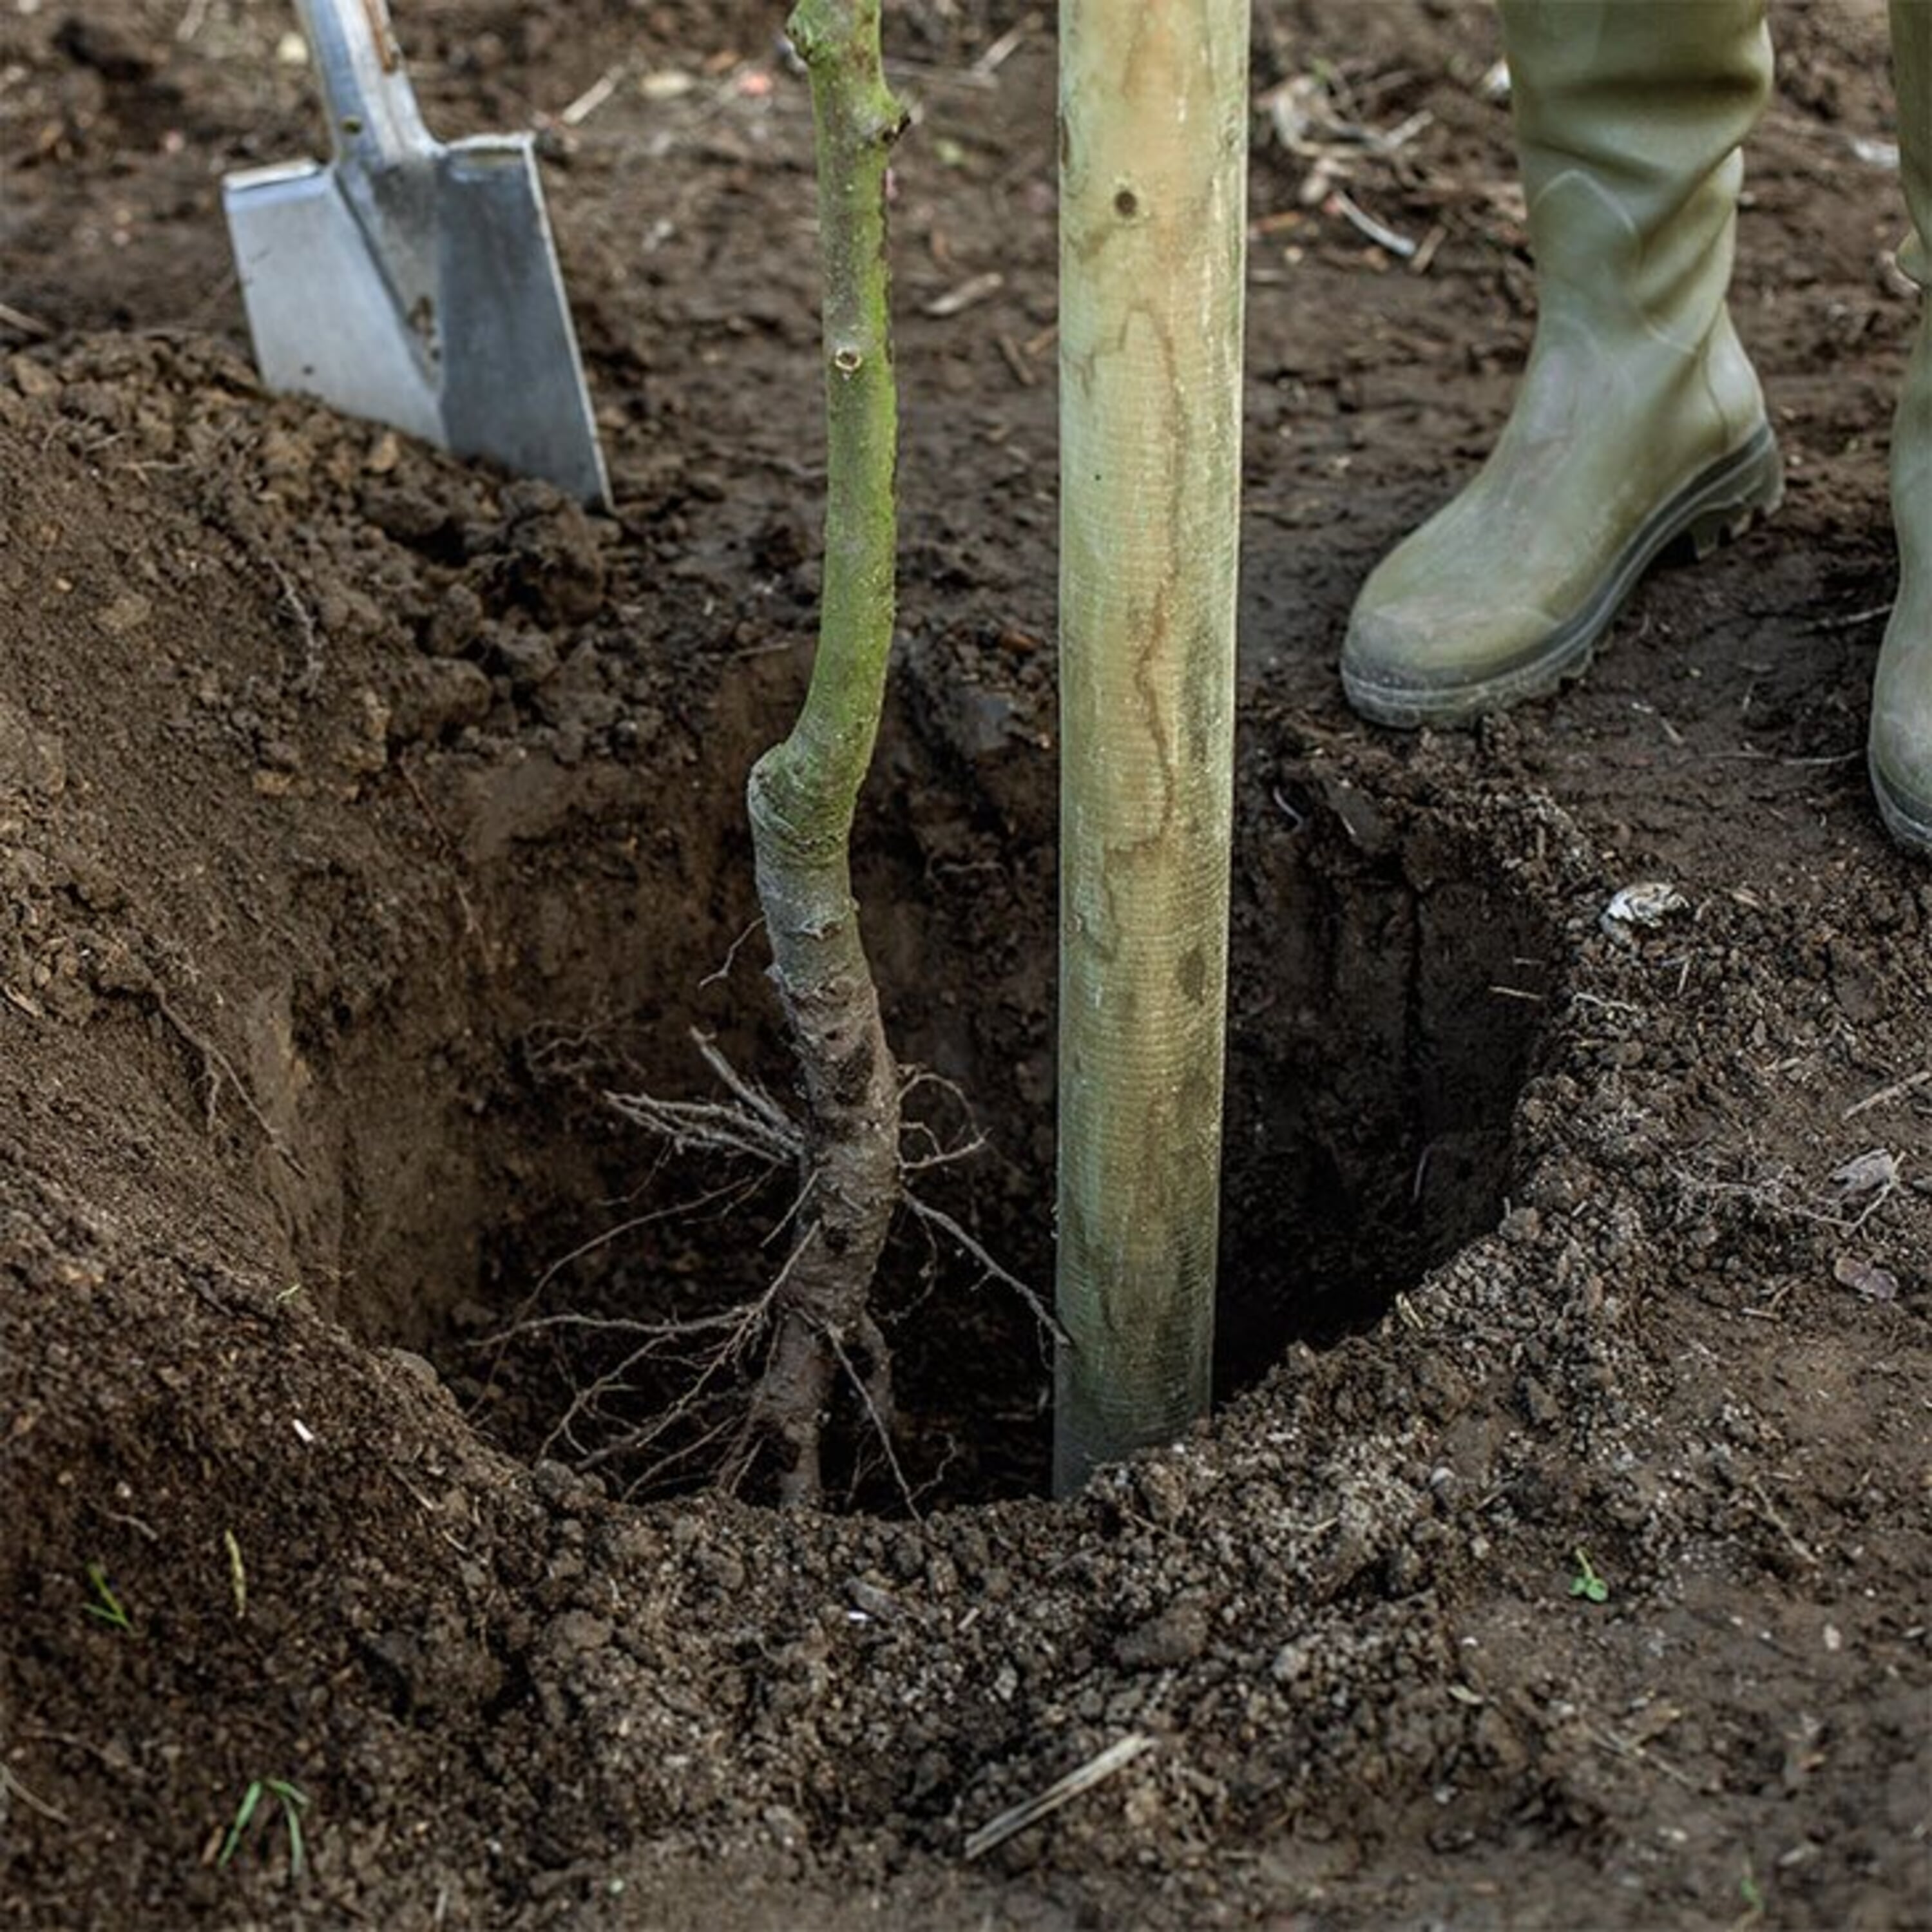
[[3, 2, 1929, 1927]]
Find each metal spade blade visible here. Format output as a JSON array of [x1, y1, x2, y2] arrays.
[[223, 0, 610, 508]]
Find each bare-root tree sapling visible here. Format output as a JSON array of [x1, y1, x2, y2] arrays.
[[1053, 0, 1249, 1493], [736, 0, 908, 1506]]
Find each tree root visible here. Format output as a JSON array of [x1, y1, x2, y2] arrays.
[[470, 1033, 1047, 1509], [613, 1012, 897, 1507]]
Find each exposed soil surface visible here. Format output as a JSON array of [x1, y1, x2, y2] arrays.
[[3, 2, 1929, 1927]]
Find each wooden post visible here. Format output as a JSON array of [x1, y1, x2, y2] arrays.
[[1054, 0, 1249, 1493]]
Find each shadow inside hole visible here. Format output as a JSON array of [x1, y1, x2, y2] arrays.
[[1217, 784, 1559, 1395]]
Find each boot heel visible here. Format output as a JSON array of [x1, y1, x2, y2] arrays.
[[1684, 501, 1760, 560], [1678, 435, 1784, 561]]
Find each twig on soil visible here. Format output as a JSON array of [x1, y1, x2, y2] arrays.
[[970, 13, 1040, 81], [381, 1465, 475, 1557], [995, 332, 1038, 388], [99, 1505, 160, 1544], [1842, 1068, 1929, 1122], [0, 301, 53, 341], [1262, 70, 1433, 164], [1325, 189, 1417, 258], [921, 271, 1004, 318], [883, 55, 999, 93], [1708, 743, 1861, 766], [1739, 1278, 1798, 1322], [1742, 1478, 1820, 1569], [17, 1726, 143, 1778], [1588, 1724, 1699, 1792], [560, 68, 624, 126], [1806, 600, 1894, 633], [1409, 224, 1446, 275], [962, 1732, 1156, 1859], [0, 1763, 71, 1826], [224, 1528, 248, 1620]]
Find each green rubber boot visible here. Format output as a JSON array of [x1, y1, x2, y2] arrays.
[[1870, 0, 1931, 856], [1343, 1, 1783, 727]]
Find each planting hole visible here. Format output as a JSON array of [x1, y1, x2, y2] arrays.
[[319, 665, 1557, 1511]]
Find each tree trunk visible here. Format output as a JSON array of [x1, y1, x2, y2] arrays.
[[1053, 0, 1249, 1494], [741, 0, 906, 1507]]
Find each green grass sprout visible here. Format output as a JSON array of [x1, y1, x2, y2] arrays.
[[216, 1779, 263, 1866], [1734, 1858, 1766, 1929], [217, 1778, 310, 1880], [83, 1562, 131, 1631]]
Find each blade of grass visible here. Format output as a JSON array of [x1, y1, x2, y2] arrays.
[[216, 1780, 263, 1868]]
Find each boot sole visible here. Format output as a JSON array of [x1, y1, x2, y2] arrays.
[[1343, 423, 1785, 729], [1871, 756, 1932, 857]]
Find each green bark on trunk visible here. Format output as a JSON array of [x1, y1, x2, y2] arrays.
[[1054, 0, 1249, 1495], [741, 0, 906, 1507]]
